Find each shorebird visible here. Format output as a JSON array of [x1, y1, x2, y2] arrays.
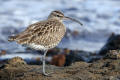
[[8, 10, 83, 76]]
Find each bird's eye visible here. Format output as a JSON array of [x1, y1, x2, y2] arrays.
[[56, 15, 60, 17]]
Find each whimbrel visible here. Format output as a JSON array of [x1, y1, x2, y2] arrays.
[[8, 10, 83, 76]]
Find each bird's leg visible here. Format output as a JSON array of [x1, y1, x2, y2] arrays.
[[42, 50, 52, 76]]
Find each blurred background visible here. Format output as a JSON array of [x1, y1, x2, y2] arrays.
[[0, 0, 120, 62]]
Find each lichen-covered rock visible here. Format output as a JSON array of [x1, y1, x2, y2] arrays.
[[6, 57, 26, 68], [105, 50, 120, 59]]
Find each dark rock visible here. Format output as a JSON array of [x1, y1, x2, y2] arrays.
[[99, 33, 120, 55], [64, 50, 79, 66]]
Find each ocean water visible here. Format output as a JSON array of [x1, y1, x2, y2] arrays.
[[0, 0, 120, 60]]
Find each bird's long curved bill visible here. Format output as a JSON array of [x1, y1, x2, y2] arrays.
[[65, 16, 83, 26]]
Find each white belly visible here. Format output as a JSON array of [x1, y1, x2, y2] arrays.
[[28, 43, 49, 50], [28, 43, 57, 50]]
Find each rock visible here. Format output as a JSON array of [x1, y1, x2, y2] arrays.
[[5, 57, 26, 68], [105, 50, 120, 59], [99, 33, 120, 55], [0, 50, 120, 80], [64, 50, 80, 66], [49, 48, 79, 67], [0, 50, 6, 56], [50, 54, 66, 67]]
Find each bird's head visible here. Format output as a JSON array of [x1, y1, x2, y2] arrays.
[[48, 10, 83, 26]]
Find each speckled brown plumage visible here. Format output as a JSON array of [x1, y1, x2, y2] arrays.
[[9, 18, 66, 50]]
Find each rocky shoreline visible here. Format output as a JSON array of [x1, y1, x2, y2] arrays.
[[0, 50, 120, 80], [0, 34, 120, 80]]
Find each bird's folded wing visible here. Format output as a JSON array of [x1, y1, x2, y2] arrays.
[[12, 20, 62, 45]]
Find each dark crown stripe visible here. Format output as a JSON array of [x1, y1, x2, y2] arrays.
[[53, 11, 63, 15]]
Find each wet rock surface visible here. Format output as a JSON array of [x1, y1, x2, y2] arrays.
[[0, 50, 120, 80]]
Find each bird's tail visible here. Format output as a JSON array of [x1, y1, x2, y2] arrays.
[[8, 36, 17, 42]]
